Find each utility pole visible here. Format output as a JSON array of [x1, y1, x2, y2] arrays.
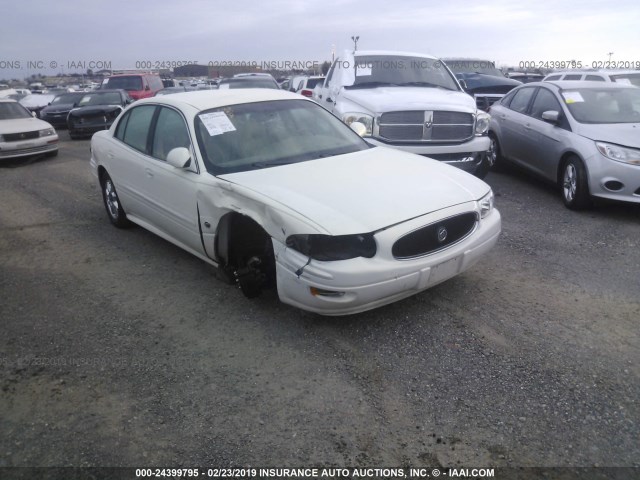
[[351, 36, 359, 52], [607, 52, 614, 62]]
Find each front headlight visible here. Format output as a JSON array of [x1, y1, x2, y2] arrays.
[[475, 111, 491, 135], [39, 128, 56, 137], [595, 142, 640, 165], [342, 112, 373, 136], [286, 233, 376, 261], [479, 190, 494, 218]]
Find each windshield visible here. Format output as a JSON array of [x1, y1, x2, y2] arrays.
[[51, 93, 83, 105], [195, 99, 370, 175], [104, 76, 143, 91], [78, 92, 122, 106], [611, 73, 640, 87], [444, 60, 506, 77], [0, 102, 32, 119], [348, 55, 459, 91], [305, 78, 325, 89], [562, 88, 640, 124]]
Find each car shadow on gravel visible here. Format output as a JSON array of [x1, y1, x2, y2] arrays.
[[0, 153, 55, 168]]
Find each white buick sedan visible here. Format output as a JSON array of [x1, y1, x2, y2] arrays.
[[90, 90, 501, 315]]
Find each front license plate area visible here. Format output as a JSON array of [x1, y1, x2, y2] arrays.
[[430, 256, 461, 284]]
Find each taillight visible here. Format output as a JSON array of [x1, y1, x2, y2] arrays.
[[300, 89, 313, 97]]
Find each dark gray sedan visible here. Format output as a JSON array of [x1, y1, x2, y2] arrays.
[[488, 81, 640, 209]]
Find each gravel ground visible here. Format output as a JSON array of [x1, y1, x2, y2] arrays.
[[1, 133, 638, 476]]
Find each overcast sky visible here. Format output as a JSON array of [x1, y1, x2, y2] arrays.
[[1, 0, 639, 79]]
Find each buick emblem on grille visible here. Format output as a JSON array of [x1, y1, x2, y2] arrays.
[[437, 226, 448, 243], [424, 120, 433, 128]]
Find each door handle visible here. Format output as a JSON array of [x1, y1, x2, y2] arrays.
[[145, 168, 154, 178]]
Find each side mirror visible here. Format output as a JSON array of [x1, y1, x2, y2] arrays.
[[145, 85, 150, 91], [329, 84, 340, 101], [350, 121, 367, 137], [32, 111, 37, 117], [166, 147, 192, 169], [541, 110, 560, 124]]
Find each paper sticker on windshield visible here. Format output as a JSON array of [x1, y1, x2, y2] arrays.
[[614, 78, 632, 85], [562, 91, 584, 104], [355, 64, 372, 76], [199, 112, 236, 136]]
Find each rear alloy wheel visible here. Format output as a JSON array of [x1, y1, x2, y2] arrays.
[[561, 156, 591, 210], [101, 173, 131, 228]]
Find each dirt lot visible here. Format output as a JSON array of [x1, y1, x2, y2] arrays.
[[1, 133, 639, 473]]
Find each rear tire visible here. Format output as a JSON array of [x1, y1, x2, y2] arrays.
[[561, 156, 591, 210], [101, 172, 131, 228]]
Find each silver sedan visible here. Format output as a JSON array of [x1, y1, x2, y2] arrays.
[[488, 81, 640, 209]]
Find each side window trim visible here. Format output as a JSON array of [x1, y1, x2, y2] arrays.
[[114, 110, 130, 141]]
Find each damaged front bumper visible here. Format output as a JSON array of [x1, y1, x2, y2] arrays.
[[273, 203, 501, 316]]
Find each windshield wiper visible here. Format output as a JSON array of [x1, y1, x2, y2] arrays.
[[346, 81, 400, 89], [251, 159, 298, 168], [400, 81, 452, 90]]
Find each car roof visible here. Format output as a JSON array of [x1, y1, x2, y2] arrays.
[[545, 69, 640, 76], [545, 80, 637, 89], [354, 50, 439, 60], [132, 89, 307, 111], [0, 98, 18, 103], [441, 57, 496, 62], [86, 89, 126, 94], [513, 81, 637, 92]]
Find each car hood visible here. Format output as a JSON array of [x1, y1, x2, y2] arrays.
[[0, 117, 54, 134], [41, 103, 75, 114], [576, 123, 640, 147], [341, 86, 476, 113], [219, 147, 489, 235], [19, 95, 55, 108], [457, 73, 521, 92], [68, 105, 123, 116]]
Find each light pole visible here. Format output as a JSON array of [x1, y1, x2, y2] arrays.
[[607, 52, 614, 62], [351, 36, 359, 52]]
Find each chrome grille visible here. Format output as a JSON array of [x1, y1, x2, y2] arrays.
[[392, 212, 478, 259], [4, 131, 39, 142], [377, 110, 475, 143]]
